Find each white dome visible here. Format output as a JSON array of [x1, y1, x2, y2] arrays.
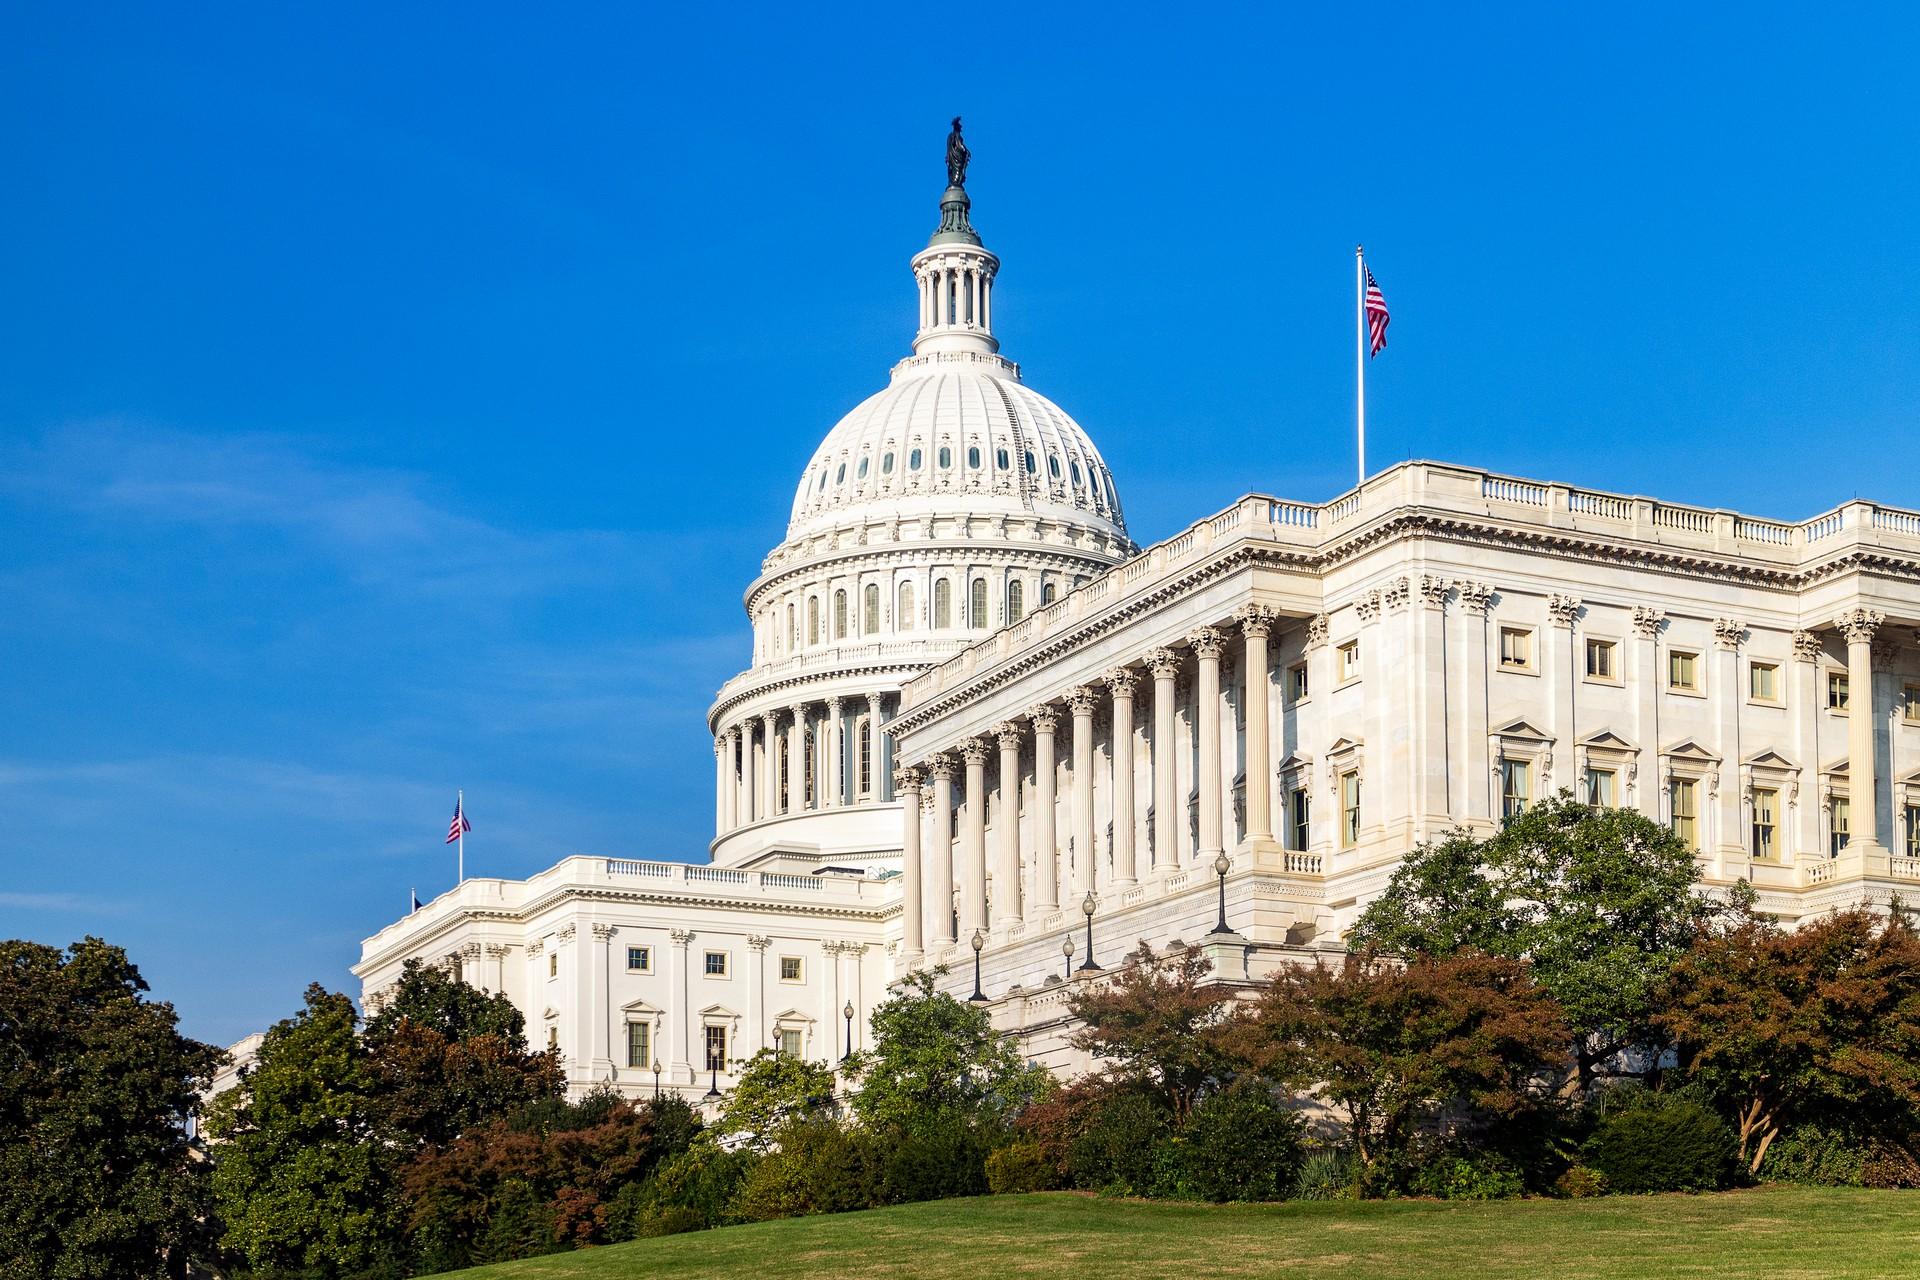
[[786, 353, 1128, 544]]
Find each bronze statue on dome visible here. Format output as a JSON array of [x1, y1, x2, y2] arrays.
[[946, 116, 969, 188]]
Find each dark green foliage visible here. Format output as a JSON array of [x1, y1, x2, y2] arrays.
[[1583, 1090, 1736, 1193], [876, 1114, 992, 1204], [1175, 1084, 1306, 1202], [630, 1144, 755, 1231], [0, 937, 223, 1280], [1758, 1126, 1866, 1187], [1554, 1165, 1608, 1197], [1066, 1091, 1172, 1194], [984, 1141, 1058, 1193], [362, 957, 528, 1045], [732, 1121, 880, 1221], [1291, 1148, 1357, 1200], [1408, 1151, 1527, 1200], [713, 1049, 841, 1152]]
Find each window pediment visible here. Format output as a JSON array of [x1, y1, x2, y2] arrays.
[[1662, 738, 1721, 765], [1492, 717, 1553, 745], [620, 998, 663, 1017]]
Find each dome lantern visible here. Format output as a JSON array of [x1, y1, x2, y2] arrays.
[[911, 118, 999, 358]]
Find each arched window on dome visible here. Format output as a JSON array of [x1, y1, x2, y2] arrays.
[[897, 581, 915, 631], [1048, 454, 1061, 480], [933, 579, 952, 629], [997, 447, 1010, 471], [967, 446, 981, 470], [834, 590, 848, 640], [857, 456, 870, 480], [807, 597, 820, 646], [1041, 581, 1057, 606], [787, 603, 796, 649], [777, 734, 789, 813], [1007, 579, 1024, 625], [970, 577, 988, 629], [882, 452, 894, 475], [803, 729, 815, 803], [818, 470, 828, 492], [910, 447, 923, 471], [1070, 460, 1083, 487], [1024, 450, 1037, 474], [938, 446, 952, 470], [856, 715, 874, 798], [862, 583, 879, 634], [836, 463, 846, 485]]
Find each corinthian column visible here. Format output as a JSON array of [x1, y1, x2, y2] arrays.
[[867, 693, 886, 800], [928, 753, 957, 944], [1146, 648, 1180, 869], [1030, 705, 1060, 911], [787, 704, 808, 814], [1191, 628, 1226, 859], [1235, 606, 1276, 842], [959, 737, 990, 936], [1838, 608, 1887, 852], [991, 721, 1023, 926], [1067, 685, 1100, 895], [760, 711, 778, 819], [1106, 668, 1140, 885], [823, 697, 843, 808], [895, 766, 925, 960]]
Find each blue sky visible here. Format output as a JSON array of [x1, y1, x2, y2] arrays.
[[3, 4, 1917, 1045]]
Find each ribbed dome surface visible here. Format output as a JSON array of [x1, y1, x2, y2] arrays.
[[786, 355, 1127, 543]]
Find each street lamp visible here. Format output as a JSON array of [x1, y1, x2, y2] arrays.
[[651, 1058, 662, 1099], [1209, 851, 1234, 935], [1061, 934, 1075, 980], [1077, 891, 1101, 972], [703, 1061, 721, 1102], [842, 999, 855, 1061], [968, 928, 988, 1002]]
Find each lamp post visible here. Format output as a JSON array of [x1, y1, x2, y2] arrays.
[[651, 1058, 661, 1100], [1209, 851, 1234, 935], [968, 928, 988, 1002], [1077, 891, 1101, 972], [703, 1061, 721, 1102], [842, 999, 855, 1061], [1061, 934, 1074, 980]]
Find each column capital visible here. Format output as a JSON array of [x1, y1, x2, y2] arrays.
[[1234, 604, 1278, 638], [761, 709, 777, 726], [927, 751, 957, 780], [1456, 582, 1494, 616], [1791, 629, 1823, 662], [1631, 605, 1665, 638], [1104, 666, 1141, 698], [670, 929, 695, 946], [1027, 703, 1061, 734], [1187, 626, 1225, 659], [1383, 577, 1411, 613], [1354, 590, 1383, 623], [867, 690, 886, 711], [1305, 614, 1331, 648], [556, 924, 577, 943], [1713, 617, 1747, 650], [747, 934, 772, 952], [894, 764, 925, 791], [1066, 684, 1101, 716], [1547, 593, 1582, 628], [991, 720, 1024, 751], [825, 694, 843, 714], [1417, 574, 1450, 610], [484, 942, 512, 958], [960, 736, 992, 767], [591, 923, 617, 942], [1836, 607, 1886, 645], [788, 701, 809, 720], [1144, 646, 1182, 679]]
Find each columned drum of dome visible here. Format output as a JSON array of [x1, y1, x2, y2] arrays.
[[706, 129, 1133, 873]]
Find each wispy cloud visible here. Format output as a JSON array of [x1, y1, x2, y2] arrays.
[[0, 891, 126, 913]]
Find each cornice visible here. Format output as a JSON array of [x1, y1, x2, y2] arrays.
[[710, 660, 928, 728], [746, 539, 1128, 613]]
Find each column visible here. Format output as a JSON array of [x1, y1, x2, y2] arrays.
[[1414, 577, 1452, 836], [1067, 685, 1100, 895], [787, 704, 808, 814], [1791, 630, 1823, 861], [1030, 705, 1061, 911], [760, 711, 778, 820], [1146, 648, 1180, 870], [896, 766, 925, 959], [1548, 594, 1581, 807], [1630, 606, 1664, 821], [668, 929, 693, 1082], [824, 697, 844, 808], [588, 924, 616, 1077], [960, 736, 990, 937], [1839, 607, 1887, 851], [1235, 607, 1276, 841], [991, 722, 1023, 925], [867, 693, 886, 801], [929, 753, 957, 944], [1106, 669, 1140, 884], [1712, 619, 1746, 872], [721, 730, 739, 831], [715, 738, 728, 835], [1191, 628, 1226, 859], [747, 935, 771, 1051], [740, 724, 757, 825]]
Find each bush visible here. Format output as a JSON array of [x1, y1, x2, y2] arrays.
[[1758, 1126, 1866, 1187], [1291, 1148, 1355, 1200], [877, 1115, 992, 1204], [1177, 1084, 1306, 1202], [1012, 1078, 1105, 1184], [1553, 1165, 1608, 1198], [1066, 1091, 1172, 1193], [1410, 1152, 1525, 1200], [633, 1144, 755, 1229], [732, 1121, 879, 1221], [985, 1141, 1057, 1194], [1583, 1092, 1735, 1193], [1864, 1142, 1920, 1189]]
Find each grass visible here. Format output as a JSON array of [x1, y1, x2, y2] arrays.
[[442, 1186, 1920, 1279]]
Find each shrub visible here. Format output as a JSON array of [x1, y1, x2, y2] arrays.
[[1410, 1152, 1525, 1200], [1177, 1084, 1306, 1202], [1864, 1142, 1920, 1189], [1553, 1165, 1608, 1198], [1012, 1078, 1106, 1184], [877, 1115, 992, 1204], [1758, 1126, 1866, 1187], [1291, 1148, 1355, 1200], [985, 1141, 1058, 1194], [635, 1144, 755, 1229], [1583, 1092, 1735, 1193], [1066, 1091, 1171, 1193], [732, 1121, 878, 1221]]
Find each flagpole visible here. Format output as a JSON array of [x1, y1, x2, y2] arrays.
[[456, 788, 464, 885], [1355, 245, 1367, 486]]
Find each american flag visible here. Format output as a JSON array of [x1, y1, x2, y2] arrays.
[[1364, 267, 1390, 357], [445, 796, 471, 844]]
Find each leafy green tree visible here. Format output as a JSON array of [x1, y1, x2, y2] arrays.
[[1350, 794, 1710, 1086], [0, 937, 222, 1280], [1067, 942, 1237, 1120], [362, 956, 526, 1044], [1657, 907, 1920, 1174], [207, 984, 399, 1277], [713, 1049, 840, 1152], [844, 971, 1051, 1134]]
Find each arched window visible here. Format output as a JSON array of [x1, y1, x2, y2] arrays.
[[863, 583, 880, 634], [910, 447, 923, 470], [818, 470, 828, 491], [787, 603, 796, 647], [1070, 461, 1083, 487], [778, 735, 789, 812], [970, 577, 988, 628], [934, 579, 952, 628], [1024, 450, 1037, 474], [968, 445, 981, 469], [836, 463, 846, 484], [997, 447, 1010, 470], [857, 456, 869, 479], [897, 581, 915, 631], [1048, 454, 1061, 479], [807, 597, 820, 646], [833, 590, 848, 640], [882, 452, 894, 474], [1008, 579, 1024, 624], [1041, 581, 1057, 606], [856, 716, 873, 797], [938, 446, 953, 469], [803, 730, 815, 801]]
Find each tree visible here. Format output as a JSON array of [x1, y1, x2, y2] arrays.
[[1067, 942, 1238, 1120], [1237, 950, 1568, 1175], [1658, 908, 1920, 1174], [713, 1049, 840, 1152], [207, 984, 399, 1277], [1350, 794, 1710, 1086], [844, 971, 1051, 1134], [0, 937, 222, 1280], [362, 956, 527, 1044]]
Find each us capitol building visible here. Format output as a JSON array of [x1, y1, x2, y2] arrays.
[[355, 131, 1920, 1102]]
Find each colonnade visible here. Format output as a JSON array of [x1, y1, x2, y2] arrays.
[[917, 257, 993, 333], [894, 606, 1278, 957], [714, 692, 893, 835]]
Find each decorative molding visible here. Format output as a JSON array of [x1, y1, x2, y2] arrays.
[[555, 924, 577, 943], [1456, 582, 1493, 616], [1631, 606, 1666, 638], [1383, 576, 1411, 613], [991, 720, 1024, 750], [1187, 627, 1225, 659], [1417, 574, 1449, 610], [1145, 646, 1182, 679], [1713, 618, 1747, 650], [1835, 606, 1885, 645], [893, 764, 925, 791], [1066, 684, 1101, 716], [1354, 590, 1383, 623], [747, 935, 773, 952], [1791, 629, 1823, 662], [670, 928, 695, 946], [959, 736, 991, 767], [1104, 666, 1141, 698], [1305, 614, 1330, 648], [926, 751, 957, 779], [1547, 593, 1582, 628], [1234, 603, 1277, 637], [1027, 703, 1061, 734], [591, 923, 617, 942]]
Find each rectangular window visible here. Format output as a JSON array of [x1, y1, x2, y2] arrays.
[[1669, 650, 1700, 692], [1905, 684, 1920, 724], [778, 1028, 803, 1058], [1501, 758, 1531, 819], [779, 956, 803, 982], [858, 718, 873, 796], [1340, 771, 1362, 847], [704, 1025, 727, 1072], [1831, 797, 1851, 858], [1751, 787, 1778, 861], [1289, 788, 1311, 851], [1749, 661, 1780, 703], [1287, 662, 1309, 702], [626, 945, 652, 973], [1337, 640, 1361, 682], [1585, 638, 1617, 681], [1499, 627, 1533, 670], [1828, 672, 1850, 710], [1906, 806, 1920, 859], [548, 952, 558, 979], [626, 1021, 652, 1069], [1586, 768, 1616, 808], [1670, 778, 1698, 850], [703, 950, 728, 977]]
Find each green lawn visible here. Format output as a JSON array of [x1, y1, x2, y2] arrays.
[[444, 1187, 1920, 1279]]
